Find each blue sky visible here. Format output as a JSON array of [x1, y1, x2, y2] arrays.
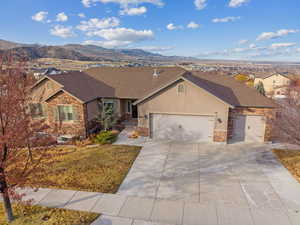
[[1, 0, 300, 61]]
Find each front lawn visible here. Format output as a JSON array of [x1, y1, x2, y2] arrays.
[[0, 203, 99, 225], [31, 145, 141, 193], [273, 149, 300, 182]]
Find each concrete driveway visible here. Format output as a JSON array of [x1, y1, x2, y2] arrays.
[[114, 142, 300, 225]]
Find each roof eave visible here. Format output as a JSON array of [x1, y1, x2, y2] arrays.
[[134, 74, 235, 108], [45, 89, 85, 104]]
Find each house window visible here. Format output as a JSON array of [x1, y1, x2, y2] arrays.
[[103, 99, 114, 110], [57, 105, 74, 121], [30, 103, 46, 118], [178, 84, 186, 94]]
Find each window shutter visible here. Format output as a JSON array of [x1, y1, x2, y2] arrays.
[[42, 104, 48, 117], [53, 106, 59, 121], [73, 106, 80, 121]]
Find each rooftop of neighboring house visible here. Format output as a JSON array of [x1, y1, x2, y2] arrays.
[[258, 72, 299, 80]]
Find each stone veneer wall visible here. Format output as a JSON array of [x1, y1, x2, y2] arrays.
[[228, 107, 276, 142], [213, 130, 228, 143], [46, 92, 87, 138]]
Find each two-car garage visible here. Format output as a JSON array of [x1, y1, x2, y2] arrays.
[[135, 73, 276, 144], [150, 114, 267, 143]]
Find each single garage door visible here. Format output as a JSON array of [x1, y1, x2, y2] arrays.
[[150, 114, 215, 143], [232, 115, 266, 142]]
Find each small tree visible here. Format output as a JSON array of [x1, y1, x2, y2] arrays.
[[97, 103, 118, 131], [255, 81, 266, 96], [0, 55, 55, 222]]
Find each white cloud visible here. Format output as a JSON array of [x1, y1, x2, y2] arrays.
[[56, 12, 68, 22], [78, 13, 86, 18], [32, 11, 48, 23], [212, 16, 241, 23], [50, 25, 74, 38], [270, 42, 296, 49], [249, 43, 256, 49], [82, 0, 164, 8], [137, 46, 173, 52], [194, 0, 207, 10], [120, 6, 147, 15], [238, 39, 248, 45], [85, 27, 154, 48], [229, 0, 249, 8], [77, 17, 120, 31], [187, 21, 200, 29], [166, 23, 183, 30], [257, 29, 299, 41]]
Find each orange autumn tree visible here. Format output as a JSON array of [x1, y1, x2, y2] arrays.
[[0, 55, 58, 222]]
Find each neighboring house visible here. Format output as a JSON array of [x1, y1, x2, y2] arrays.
[[31, 67, 277, 143], [254, 73, 294, 98], [33, 67, 62, 80]]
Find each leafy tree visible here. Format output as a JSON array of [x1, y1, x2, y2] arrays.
[[255, 81, 266, 96], [234, 74, 249, 82], [0, 56, 55, 222]]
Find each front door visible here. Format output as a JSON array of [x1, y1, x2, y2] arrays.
[[132, 104, 138, 118]]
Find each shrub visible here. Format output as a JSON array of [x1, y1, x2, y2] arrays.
[[234, 74, 249, 82], [94, 131, 118, 145]]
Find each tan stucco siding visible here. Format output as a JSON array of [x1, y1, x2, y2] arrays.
[[31, 79, 61, 102], [137, 80, 230, 131]]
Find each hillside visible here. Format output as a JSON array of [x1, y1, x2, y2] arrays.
[[0, 39, 194, 62]]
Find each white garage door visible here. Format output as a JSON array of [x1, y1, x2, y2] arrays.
[[232, 115, 266, 142], [150, 114, 215, 143]]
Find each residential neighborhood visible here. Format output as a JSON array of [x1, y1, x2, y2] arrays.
[[2, 0, 300, 225]]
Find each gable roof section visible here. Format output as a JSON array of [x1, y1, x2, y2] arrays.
[[135, 72, 278, 108], [44, 71, 116, 103], [261, 73, 294, 80], [84, 67, 187, 99]]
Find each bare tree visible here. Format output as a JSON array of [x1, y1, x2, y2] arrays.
[[274, 84, 300, 145], [0, 55, 56, 222]]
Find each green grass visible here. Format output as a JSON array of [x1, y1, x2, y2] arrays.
[[31, 145, 141, 193], [0, 203, 99, 225]]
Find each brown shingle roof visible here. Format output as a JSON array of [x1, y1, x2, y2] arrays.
[[84, 67, 187, 99], [136, 71, 277, 108], [44, 67, 277, 108], [47, 71, 115, 102], [185, 72, 277, 108]]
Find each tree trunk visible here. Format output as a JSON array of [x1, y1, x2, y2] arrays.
[[0, 169, 14, 222]]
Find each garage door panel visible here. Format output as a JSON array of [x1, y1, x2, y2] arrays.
[[151, 114, 215, 143], [232, 115, 265, 143]]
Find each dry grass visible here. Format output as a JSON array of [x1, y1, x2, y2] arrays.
[[0, 203, 99, 225], [30, 145, 141, 193], [273, 149, 300, 182]]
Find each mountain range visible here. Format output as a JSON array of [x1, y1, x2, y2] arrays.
[[0, 39, 195, 62]]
